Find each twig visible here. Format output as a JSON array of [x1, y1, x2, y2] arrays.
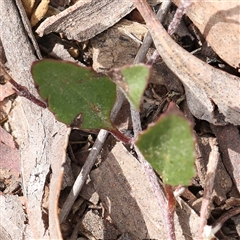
[[0, 62, 46, 108], [212, 206, 240, 233], [147, 0, 193, 65], [134, 0, 171, 64], [203, 206, 240, 239], [131, 1, 172, 139], [167, 0, 193, 35], [199, 138, 220, 238], [59, 129, 109, 223]]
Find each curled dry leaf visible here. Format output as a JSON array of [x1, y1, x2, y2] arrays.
[[31, 0, 50, 27], [21, 0, 36, 17], [173, 0, 240, 69], [134, 0, 240, 126]]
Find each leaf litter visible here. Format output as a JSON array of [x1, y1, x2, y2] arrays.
[[1, 0, 240, 239]]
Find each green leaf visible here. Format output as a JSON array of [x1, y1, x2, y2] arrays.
[[31, 59, 116, 130], [108, 64, 150, 111], [136, 103, 195, 186]]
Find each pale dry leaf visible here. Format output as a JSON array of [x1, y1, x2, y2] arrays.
[[21, 0, 36, 17], [31, 0, 50, 27], [0, 126, 15, 148], [36, 0, 135, 41], [173, 0, 240, 69], [134, 0, 240, 126], [0, 81, 16, 101]]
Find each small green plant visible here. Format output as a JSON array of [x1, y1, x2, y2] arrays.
[[31, 59, 195, 186]]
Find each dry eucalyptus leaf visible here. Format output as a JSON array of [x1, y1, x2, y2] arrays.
[[134, 0, 240, 126], [91, 142, 200, 239], [173, 0, 240, 69]]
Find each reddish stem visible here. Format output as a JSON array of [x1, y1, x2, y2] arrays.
[[164, 184, 176, 240], [110, 128, 133, 144], [9, 78, 47, 108], [0, 63, 46, 108]]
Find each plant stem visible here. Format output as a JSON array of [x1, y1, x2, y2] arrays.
[[0, 62, 47, 108], [199, 138, 219, 238], [110, 127, 132, 144], [165, 184, 176, 239]]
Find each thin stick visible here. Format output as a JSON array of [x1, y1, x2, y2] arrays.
[[0, 62, 46, 108], [59, 129, 109, 223], [212, 206, 240, 234], [199, 138, 219, 238], [134, 0, 171, 64], [147, 0, 193, 65]]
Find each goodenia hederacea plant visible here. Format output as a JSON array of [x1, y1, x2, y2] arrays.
[[32, 59, 195, 185], [136, 103, 195, 186], [31, 59, 149, 142]]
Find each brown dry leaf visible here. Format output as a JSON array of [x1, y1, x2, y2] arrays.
[[91, 142, 200, 239], [173, 0, 240, 69], [195, 135, 232, 206], [134, 0, 240, 126], [78, 210, 120, 239], [211, 125, 240, 193], [0, 81, 16, 101], [0, 126, 20, 176]]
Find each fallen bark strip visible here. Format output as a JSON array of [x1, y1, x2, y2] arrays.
[[0, 1, 69, 239]]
